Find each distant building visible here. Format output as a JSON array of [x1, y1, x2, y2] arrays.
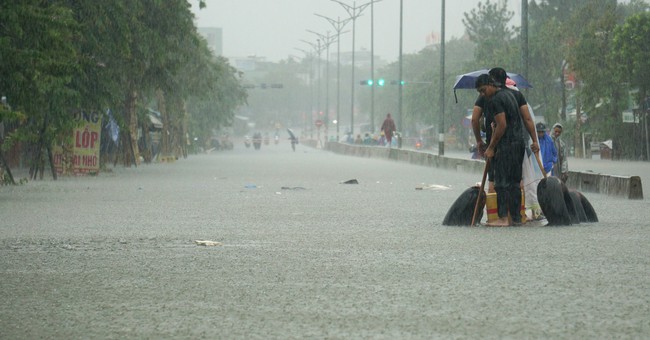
[[230, 56, 267, 72], [197, 27, 223, 56]]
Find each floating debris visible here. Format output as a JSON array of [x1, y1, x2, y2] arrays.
[[281, 186, 307, 190], [415, 184, 452, 191], [194, 240, 223, 247]]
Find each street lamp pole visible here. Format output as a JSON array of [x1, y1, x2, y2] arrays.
[[307, 30, 337, 143], [332, 0, 378, 137], [369, 0, 383, 132], [398, 0, 403, 140], [300, 39, 325, 139], [315, 14, 351, 141], [296, 47, 315, 138]]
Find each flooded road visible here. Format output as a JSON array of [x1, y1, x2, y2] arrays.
[[1, 144, 649, 338]]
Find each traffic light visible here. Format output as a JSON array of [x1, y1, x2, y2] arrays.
[[360, 79, 374, 86], [377, 78, 385, 86]]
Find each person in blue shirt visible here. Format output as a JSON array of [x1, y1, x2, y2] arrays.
[[536, 122, 557, 174]]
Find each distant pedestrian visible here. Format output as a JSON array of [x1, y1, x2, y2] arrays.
[[380, 113, 396, 147], [552, 123, 568, 183], [363, 132, 373, 145]]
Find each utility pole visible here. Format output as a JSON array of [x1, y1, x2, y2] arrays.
[[307, 30, 337, 143], [398, 0, 403, 143], [300, 40, 325, 139], [438, 0, 446, 156], [521, 0, 529, 81], [369, 0, 382, 132], [315, 14, 351, 141], [295, 47, 316, 139], [332, 0, 380, 137]]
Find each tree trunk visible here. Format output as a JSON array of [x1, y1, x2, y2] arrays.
[[0, 149, 15, 185], [121, 89, 139, 167], [574, 96, 583, 158], [181, 100, 189, 158], [30, 117, 49, 180], [47, 145, 57, 180], [157, 89, 171, 157]]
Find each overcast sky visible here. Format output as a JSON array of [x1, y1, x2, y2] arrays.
[[191, 0, 522, 63]]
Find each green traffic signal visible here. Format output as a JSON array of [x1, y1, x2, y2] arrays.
[[377, 78, 385, 86], [367, 79, 374, 86]]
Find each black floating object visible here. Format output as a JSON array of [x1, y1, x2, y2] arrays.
[[442, 186, 486, 226], [341, 179, 359, 184]]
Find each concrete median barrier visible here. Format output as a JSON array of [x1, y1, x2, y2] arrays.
[[567, 171, 643, 199], [325, 142, 643, 199]]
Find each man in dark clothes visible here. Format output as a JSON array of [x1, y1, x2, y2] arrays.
[[471, 68, 539, 193], [475, 74, 526, 226]]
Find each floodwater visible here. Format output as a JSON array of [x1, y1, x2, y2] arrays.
[[1, 143, 649, 338]]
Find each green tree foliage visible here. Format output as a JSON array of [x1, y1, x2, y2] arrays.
[[611, 11, 650, 104], [186, 55, 247, 147], [0, 1, 81, 178], [462, 0, 519, 68], [609, 11, 650, 159], [0, 0, 246, 176]]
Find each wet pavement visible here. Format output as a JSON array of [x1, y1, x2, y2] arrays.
[[1, 143, 649, 338]]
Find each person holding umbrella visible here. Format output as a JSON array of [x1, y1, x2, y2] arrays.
[[470, 67, 543, 220], [287, 128, 298, 152], [475, 74, 526, 226], [471, 68, 539, 157]]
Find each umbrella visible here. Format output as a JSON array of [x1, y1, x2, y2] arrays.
[[452, 69, 533, 90], [287, 128, 297, 141], [453, 69, 533, 103]]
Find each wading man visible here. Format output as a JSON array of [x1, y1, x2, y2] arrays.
[[476, 74, 526, 226]]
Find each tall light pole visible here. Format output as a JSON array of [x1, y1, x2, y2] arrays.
[[369, 0, 382, 132], [332, 0, 378, 137], [295, 47, 315, 138], [521, 0, 529, 82], [307, 30, 337, 143], [438, 0, 446, 156], [300, 39, 325, 139], [398, 0, 403, 139], [315, 14, 351, 141]]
